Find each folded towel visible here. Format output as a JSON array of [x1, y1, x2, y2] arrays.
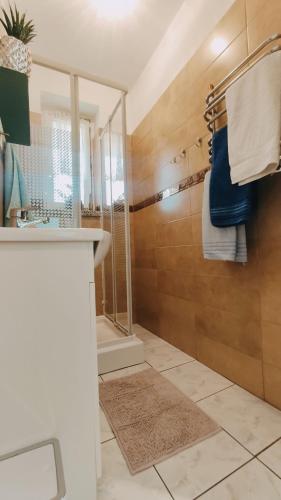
[[202, 171, 247, 262], [226, 51, 281, 185], [210, 126, 255, 227], [4, 142, 30, 225]]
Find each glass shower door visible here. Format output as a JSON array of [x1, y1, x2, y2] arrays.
[[110, 104, 129, 330], [101, 124, 115, 321], [101, 97, 132, 334]]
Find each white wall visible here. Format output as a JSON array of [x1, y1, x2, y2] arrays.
[[126, 0, 235, 133], [29, 65, 121, 128]]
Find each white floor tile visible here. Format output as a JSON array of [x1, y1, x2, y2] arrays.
[[200, 460, 281, 499], [198, 385, 281, 454], [101, 362, 151, 382], [97, 440, 172, 500], [162, 361, 233, 402], [133, 325, 165, 346], [259, 439, 281, 478], [155, 431, 251, 500], [145, 342, 194, 371], [100, 407, 114, 443]]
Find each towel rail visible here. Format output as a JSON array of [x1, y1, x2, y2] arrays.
[[205, 33, 281, 163]]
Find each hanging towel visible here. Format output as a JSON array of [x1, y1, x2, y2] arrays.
[[210, 126, 255, 227], [202, 171, 247, 262], [226, 51, 281, 185], [4, 142, 30, 225]]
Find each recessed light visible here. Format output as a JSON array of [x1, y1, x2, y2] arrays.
[[93, 0, 139, 20]]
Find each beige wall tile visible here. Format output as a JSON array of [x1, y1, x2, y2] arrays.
[[197, 334, 264, 398], [190, 182, 204, 215], [188, 136, 210, 174], [191, 214, 202, 244], [260, 277, 281, 325], [257, 176, 281, 241], [196, 304, 262, 358], [135, 267, 158, 290], [247, 0, 281, 51], [263, 363, 281, 410], [155, 244, 194, 272], [159, 293, 197, 357], [196, 274, 260, 320], [262, 321, 281, 369], [156, 217, 193, 247], [176, 0, 247, 91], [157, 270, 197, 302], [136, 286, 160, 334], [246, 0, 267, 22], [135, 247, 156, 269], [132, 112, 152, 148], [130, 0, 280, 402], [154, 190, 190, 224]]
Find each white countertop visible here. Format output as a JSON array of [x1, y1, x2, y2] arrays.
[[0, 228, 104, 242]]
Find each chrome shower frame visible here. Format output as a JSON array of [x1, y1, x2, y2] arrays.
[[100, 95, 133, 337]]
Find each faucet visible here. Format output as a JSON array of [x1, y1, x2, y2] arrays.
[[10, 208, 50, 228]]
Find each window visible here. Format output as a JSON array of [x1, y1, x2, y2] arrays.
[[42, 111, 94, 209]]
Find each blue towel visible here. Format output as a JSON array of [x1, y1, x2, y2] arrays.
[[210, 126, 254, 227], [4, 142, 30, 225]]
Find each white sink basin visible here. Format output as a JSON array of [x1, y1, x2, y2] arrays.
[[94, 230, 111, 269]]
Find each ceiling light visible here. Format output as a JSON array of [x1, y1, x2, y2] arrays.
[[211, 36, 228, 56], [93, 0, 139, 20]]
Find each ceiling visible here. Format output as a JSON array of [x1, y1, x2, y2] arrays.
[[3, 0, 185, 89]]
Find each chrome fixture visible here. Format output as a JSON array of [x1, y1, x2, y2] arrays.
[[169, 138, 202, 166], [10, 208, 50, 228], [204, 33, 281, 163]]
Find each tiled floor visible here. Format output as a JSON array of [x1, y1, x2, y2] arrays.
[[98, 324, 281, 499]]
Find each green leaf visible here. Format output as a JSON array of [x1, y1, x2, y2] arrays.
[[1, 8, 13, 34], [0, 4, 36, 44], [9, 5, 16, 26]]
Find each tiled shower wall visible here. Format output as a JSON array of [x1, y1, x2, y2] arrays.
[[131, 0, 281, 408]]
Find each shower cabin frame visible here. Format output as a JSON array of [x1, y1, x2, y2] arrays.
[[21, 57, 143, 374], [100, 95, 133, 337]]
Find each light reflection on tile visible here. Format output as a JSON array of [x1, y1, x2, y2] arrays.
[[200, 460, 281, 499], [259, 439, 281, 478], [97, 440, 172, 500], [162, 360, 233, 401], [198, 385, 281, 454], [156, 431, 250, 500]]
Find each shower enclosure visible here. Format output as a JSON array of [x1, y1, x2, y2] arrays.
[[100, 97, 133, 336], [12, 59, 142, 371]]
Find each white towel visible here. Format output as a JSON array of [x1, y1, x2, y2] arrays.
[[202, 171, 247, 262], [226, 51, 281, 186]]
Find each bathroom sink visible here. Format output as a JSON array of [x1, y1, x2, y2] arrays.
[[94, 230, 111, 268]]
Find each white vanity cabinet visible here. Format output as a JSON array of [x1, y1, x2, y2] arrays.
[[0, 228, 103, 500]]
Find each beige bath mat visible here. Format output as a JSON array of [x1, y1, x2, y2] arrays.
[[99, 367, 220, 474]]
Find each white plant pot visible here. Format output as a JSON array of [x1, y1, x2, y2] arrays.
[[0, 35, 32, 76]]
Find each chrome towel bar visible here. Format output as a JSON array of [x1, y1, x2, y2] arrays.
[[204, 33, 281, 163]]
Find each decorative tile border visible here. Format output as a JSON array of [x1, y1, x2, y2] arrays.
[[131, 166, 210, 212], [81, 208, 102, 217]]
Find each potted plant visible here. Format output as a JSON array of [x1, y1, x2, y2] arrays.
[[0, 4, 36, 76]]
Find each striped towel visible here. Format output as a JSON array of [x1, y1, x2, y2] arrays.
[[210, 126, 255, 227], [202, 171, 247, 263]]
